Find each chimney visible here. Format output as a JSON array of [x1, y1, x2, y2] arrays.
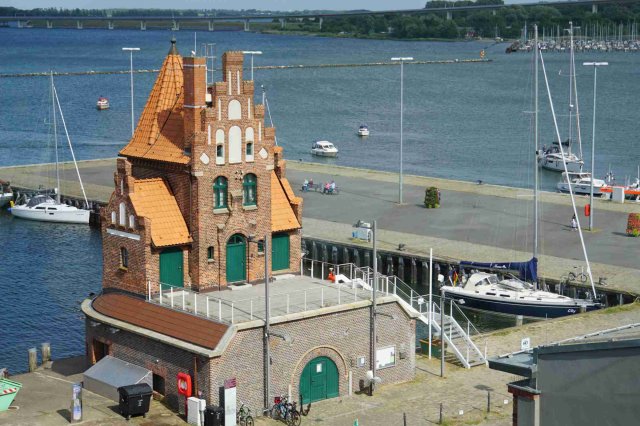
[[222, 51, 244, 96], [183, 56, 207, 142]]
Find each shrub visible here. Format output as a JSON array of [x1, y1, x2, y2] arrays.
[[626, 213, 640, 237], [424, 187, 440, 208]]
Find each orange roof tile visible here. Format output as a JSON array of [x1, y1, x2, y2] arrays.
[[271, 172, 301, 232], [120, 42, 188, 164], [129, 178, 191, 247], [280, 177, 301, 205]]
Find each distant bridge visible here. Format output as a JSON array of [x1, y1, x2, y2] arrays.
[[0, 0, 634, 31]]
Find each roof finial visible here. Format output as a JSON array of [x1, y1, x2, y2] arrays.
[[169, 37, 178, 55]]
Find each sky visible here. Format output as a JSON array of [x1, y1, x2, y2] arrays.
[[4, 0, 531, 11]]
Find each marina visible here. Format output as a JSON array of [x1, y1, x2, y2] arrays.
[[1, 7, 640, 425]]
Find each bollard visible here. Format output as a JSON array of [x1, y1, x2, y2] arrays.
[[403, 412, 407, 426], [515, 315, 524, 327], [41, 342, 51, 364], [439, 402, 444, 424], [487, 391, 491, 413], [28, 347, 38, 372]]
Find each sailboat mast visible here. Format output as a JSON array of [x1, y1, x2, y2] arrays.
[[567, 22, 573, 156], [51, 71, 61, 204], [534, 25, 539, 261], [572, 25, 584, 162]]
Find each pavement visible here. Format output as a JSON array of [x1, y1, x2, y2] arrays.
[[0, 356, 186, 426], [1, 159, 639, 294]]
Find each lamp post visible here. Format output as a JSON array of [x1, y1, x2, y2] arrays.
[[582, 61, 608, 231], [242, 50, 263, 81], [390, 57, 413, 204], [122, 47, 140, 137]]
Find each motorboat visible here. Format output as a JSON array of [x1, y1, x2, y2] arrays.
[[96, 97, 109, 110], [537, 140, 583, 172], [0, 181, 12, 207], [311, 141, 338, 157], [357, 124, 369, 137], [442, 272, 600, 318], [557, 172, 608, 196], [10, 73, 91, 224], [10, 194, 90, 224]]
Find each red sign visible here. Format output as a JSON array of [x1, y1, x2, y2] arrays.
[[224, 378, 237, 389], [177, 372, 192, 397]]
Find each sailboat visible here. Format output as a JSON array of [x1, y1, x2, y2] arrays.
[[10, 73, 90, 224], [0, 181, 12, 207], [442, 26, 600, 318], [537, 22, 584, 173]]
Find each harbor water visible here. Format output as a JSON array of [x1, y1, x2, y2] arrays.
[[0, 28, 638, 373]]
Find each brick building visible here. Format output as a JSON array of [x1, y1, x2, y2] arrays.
[[83, 40, 416, 415]]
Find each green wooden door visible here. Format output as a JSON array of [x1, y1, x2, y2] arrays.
[[226, 234, 246, 283], [160, 248, 183, 289], [271, 233, 290, 271], [299, 356, 339, 404]]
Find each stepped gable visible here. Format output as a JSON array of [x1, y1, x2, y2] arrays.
[[119, 39, 188, 164], [271, 171, 301, 232], [128, 178, 191, 247]]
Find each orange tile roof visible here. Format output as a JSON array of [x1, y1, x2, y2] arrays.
[[280, 177, 301, 205], [129, 178, 191, 247], [271, 172, 301, 232], [119, 43, 188, 164]]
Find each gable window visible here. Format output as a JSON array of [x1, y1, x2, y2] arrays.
[[245, 127, 254, 162], [120, 247, 128, 269], [243, 174, 257, 206], [128, 214, 135, 229], [215, 129, 225, 165], [207, 246, 215, 262], [111, 211, 116, 224], [228, 99, 241, 120], [119, 202, 126, 226], [214, 176, 228, 209], [228, 126, 242, 164]]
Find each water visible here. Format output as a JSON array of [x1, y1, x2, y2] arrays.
[[0, 28, 638, 373]]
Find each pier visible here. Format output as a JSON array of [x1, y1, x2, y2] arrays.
[[2, 158, 638, 297]]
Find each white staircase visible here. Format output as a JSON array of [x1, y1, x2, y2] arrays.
[[342, 264, 486, 368]]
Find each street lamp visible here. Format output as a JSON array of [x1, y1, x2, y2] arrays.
[[582, 61, 608, 231], [390, 57, 413, 204], [122, 47, 140, 137], [242, 50, 263, 81]]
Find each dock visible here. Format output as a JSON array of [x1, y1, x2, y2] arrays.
[[1, 158, 639, 295]]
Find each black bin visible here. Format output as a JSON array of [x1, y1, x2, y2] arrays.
[[117, 383, 153, 420], [204, 405, 224, 426]]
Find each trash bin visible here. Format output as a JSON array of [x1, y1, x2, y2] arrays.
[[204, 405, 224, 426], [117, 383, 152, 420]]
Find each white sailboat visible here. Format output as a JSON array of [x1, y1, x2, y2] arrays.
[[0, 181, 12, 207], [10, 73, 90, 224], [538, 22, 584, 173], [443, 26, 600, 318]]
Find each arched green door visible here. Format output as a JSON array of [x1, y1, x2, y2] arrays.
[[160, 247, 183, 289], [299, 356, 339, 404], [226, 234, 246, 283]]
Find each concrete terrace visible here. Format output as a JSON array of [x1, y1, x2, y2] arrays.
[[2, 158, 639, 294]]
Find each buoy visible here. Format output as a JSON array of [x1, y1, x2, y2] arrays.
[[584, 203, 590, 217]]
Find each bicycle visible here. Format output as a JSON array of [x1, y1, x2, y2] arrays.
[[237, 402, 254, 426], [564, 265, 588, 283], [286, 401, 301, 426], [270, 395, 301, 426]]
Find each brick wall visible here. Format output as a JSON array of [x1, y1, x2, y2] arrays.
[[85, 318, 210, 411], [208, 301, 415, 413]]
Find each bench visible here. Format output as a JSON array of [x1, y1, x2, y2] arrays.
[[302, 183, 340, 195]]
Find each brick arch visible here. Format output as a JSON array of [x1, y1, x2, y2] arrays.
[[290, 346, 348, 400]]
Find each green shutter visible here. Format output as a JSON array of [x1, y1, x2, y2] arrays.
[[226, 234, 246, 283], [160, 248, 184, 289], [299, 356, 339, 404], [271, 233, 290, 271]]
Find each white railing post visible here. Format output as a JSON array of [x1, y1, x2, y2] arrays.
[[148, 280, 151, 301], [287, 294, 290, 314], [170, 287, 174, 308], [251, 299, 254, 320], [159, 285, 163, 305], [206, 297, 210, 318], [194, 293, 197, 315], [390, 278, 394, 296], [321, 262, 324, 280], [338, 286, 341, 304], [467, 323, 470, 363], [321, 288, 324, 307], [182, 290, 185, 311], [304, 291, 307, 311], [300, 257, 303, 276], [337, 265, 340, 276], [354, 286, 358, 302], [311, 261, 314, 278], [231, 303, 234, 324], [218, 299, 222, 321]]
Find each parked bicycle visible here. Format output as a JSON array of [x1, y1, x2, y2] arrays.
[[270, 395, 301, 426], [237, 402, 254, 426], [562, 265, 588, 283]]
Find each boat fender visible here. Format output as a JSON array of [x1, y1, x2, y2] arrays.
[[584, 203, 590, 217]]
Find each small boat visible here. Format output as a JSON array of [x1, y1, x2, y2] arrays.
[[10, 194, 90, 224], [442, 271, 600, 318], [96, 97, 109, 110], [557, 172, 609, 196], [357, 124, 370, 137], [0, 182, 12, 208], [311, 141, 338, 157], [537, 140, 583, 172]]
